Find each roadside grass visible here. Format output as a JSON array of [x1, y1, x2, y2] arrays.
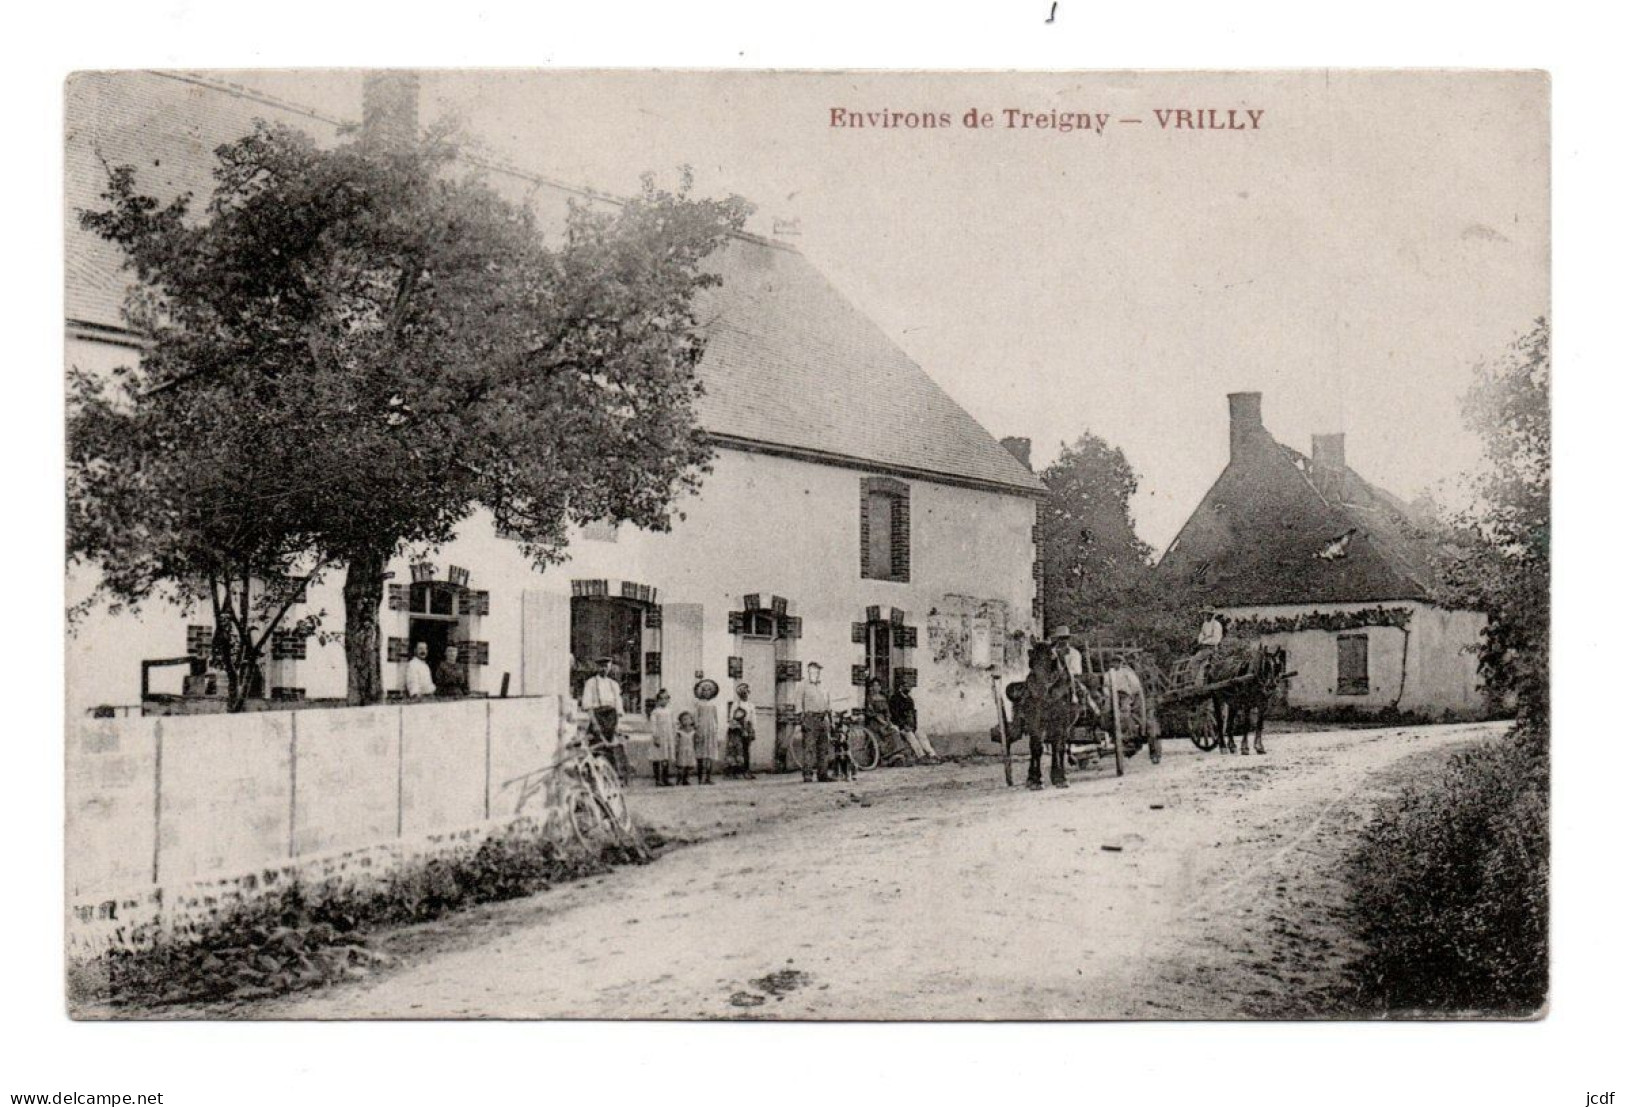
[[1343, 724, 1548, 1016], [69, 820, 662, 1012]]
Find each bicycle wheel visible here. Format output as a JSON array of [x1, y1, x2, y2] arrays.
[[786, 725, 807, 773], [849, 725, 881, 772], [586, 756, 632, 833], [568, 786, 608, 848]]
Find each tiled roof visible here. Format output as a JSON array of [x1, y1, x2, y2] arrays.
[[64, 71, 1043, 496], [1157, 428, 1443, 606], [693, 241, 1043, 492]]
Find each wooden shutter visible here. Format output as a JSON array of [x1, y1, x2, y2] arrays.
[[520, 590, 571, 697], [662, 603, 705, 689], [1336, 634, 1369, 695]]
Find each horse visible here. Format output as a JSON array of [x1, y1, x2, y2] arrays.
[[1010, 640, 1094, 789], [1207, 644, 1289, 755]]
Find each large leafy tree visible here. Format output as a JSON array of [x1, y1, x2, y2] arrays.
[[71, 121, 751, 706], [1437, 318, 1551, 729], [1037, 434, 1166, 641]]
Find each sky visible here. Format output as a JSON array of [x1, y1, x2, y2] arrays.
[[217, 69, 1549, 551]]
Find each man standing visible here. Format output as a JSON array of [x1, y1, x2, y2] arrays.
[[579, 657, 628, 777], [405, 641, 436, 698], [434, 644, 468, 698], [795, 662, 833, 783]]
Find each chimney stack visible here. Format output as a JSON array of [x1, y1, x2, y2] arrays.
[[1227, 391, 1264, 461], [1312, 432, 1346, 470], [1000, 436, 1033, 471], [361, 71, 420, 152]]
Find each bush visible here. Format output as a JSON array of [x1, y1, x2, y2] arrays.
[[1344, 724, 1548, 1015], [72, 819, 659, 1010]]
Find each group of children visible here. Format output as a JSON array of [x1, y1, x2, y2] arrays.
[[645, 677, 752, 786]]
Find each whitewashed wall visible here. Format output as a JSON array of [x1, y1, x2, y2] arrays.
[[67, 440, 1039, 736], [1219, 600, 1489, 718]]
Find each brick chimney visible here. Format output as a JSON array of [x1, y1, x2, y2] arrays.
[[1000, 436, 1033, 471], [1227, 391, 1264, 462], [361, 71, 420, 152], [1312, 432, 1346, 470]]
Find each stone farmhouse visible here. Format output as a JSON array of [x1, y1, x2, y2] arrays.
[[64, 72, 1045, 752], [1157, 392, 1488, 719]]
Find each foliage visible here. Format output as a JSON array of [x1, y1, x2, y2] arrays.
[[1344, 727, 1548, 1015], [72, 818, 662, 1010], [1434, 318, 1550, 728], [1339, 320, 1550, 1018], [1039, 433, 1152, 621], [72, 120, 752, 704], [1229, 605, 1414, 636]]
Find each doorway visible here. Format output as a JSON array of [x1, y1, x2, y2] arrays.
[[740, 636, 779, 770]]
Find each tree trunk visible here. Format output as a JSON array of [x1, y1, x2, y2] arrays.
[[342, 546, 391, 705]]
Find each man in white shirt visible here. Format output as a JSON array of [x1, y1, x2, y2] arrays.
[[404, 641, 436, 698], [579, 657, 628, 775], [794, 662, 833, 783], [1197, 612, 1226, 649]]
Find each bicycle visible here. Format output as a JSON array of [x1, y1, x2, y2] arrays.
[[784, 709, 880, 774], [503, 736, 645, 858]]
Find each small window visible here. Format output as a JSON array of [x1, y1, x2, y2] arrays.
[[1337, 633, 1369, 696], [741, 610, 777, 639]]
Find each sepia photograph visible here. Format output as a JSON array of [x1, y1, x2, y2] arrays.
[[60, 67, 1550, 1024]]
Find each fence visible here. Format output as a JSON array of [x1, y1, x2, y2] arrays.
[[66, 696, 564, 958]]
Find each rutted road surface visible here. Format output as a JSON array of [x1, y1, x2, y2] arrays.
[[257, 723, 1504, 1020]]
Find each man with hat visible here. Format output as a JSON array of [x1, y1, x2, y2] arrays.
[[794, 662, 834, 782], [1051, 626, 1085, 692], [579, 656, 630, 779]]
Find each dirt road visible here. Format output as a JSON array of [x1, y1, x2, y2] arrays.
[[256, 722, 1503, 1020]]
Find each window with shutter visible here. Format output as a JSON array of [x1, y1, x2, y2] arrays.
[[1336, 634, 1370, 695], [859, 477, 911, 582]]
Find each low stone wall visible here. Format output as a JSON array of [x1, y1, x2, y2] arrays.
[[66, 696, 564, 960]]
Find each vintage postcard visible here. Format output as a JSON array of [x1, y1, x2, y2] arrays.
[[63, 69, 1549, 1020]]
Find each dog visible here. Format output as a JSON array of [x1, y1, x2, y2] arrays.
[[829, 725, 858, 781]]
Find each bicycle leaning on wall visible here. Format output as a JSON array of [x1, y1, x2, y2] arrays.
[[501, 736, 646, 859]]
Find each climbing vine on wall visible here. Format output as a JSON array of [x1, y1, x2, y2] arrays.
[[1230, 605, 1413, 636]]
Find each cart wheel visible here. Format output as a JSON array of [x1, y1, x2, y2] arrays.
[[1189, 705, 1219, 752], [850, 725, 881, 772]]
